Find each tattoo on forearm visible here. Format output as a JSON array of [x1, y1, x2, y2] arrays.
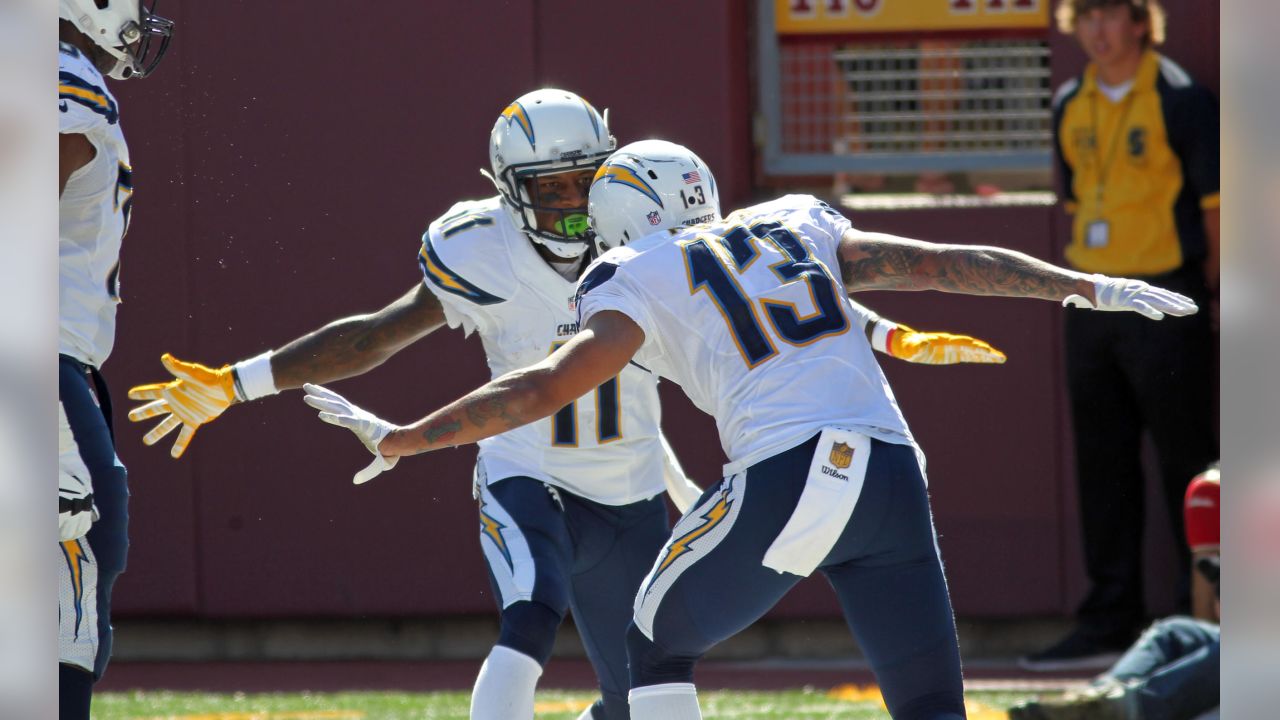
[[275, 288, 444, 388], [465, 397, 523, 431], [423, 417, 461, 444], [842, 247, 924, 290], [844, 244, 1081, 300], [928, 250, 1080, 299]]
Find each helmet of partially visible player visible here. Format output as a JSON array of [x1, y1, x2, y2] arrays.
[[484, 89, 617, 259], [588, 139, 721, 252], [59, 0, 174, 80]]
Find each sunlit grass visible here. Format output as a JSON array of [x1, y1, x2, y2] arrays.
[[95, 686, 1039, 719]]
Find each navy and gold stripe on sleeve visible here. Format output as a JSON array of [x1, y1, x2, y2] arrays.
[[60, 71, 119, 125], [441, 216, 495, 239], [418, 234, 505, 305]]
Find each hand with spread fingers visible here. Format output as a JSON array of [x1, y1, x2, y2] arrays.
[[302, 383, 400, 484], [127, 353, 238, 458], [888, 324, 1007, 365], [1064, 275, 1199, 320]]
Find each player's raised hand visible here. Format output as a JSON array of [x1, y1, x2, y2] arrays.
[[127, 353, 238, 458], [301, 383, 399, 484], [1064, 275, 1199, 320], [889, 324, 1007, 365]]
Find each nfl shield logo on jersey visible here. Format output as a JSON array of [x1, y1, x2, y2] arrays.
[[829, 442, 853, 469], [647, 211, 661, 226]]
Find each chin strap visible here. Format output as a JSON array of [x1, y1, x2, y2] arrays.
[[478, 167, 501, 191]]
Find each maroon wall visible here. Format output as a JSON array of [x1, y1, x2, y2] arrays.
[[106, 0, 1215, 621]]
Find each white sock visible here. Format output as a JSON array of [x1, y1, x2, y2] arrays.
[[469, 645, 543, 720], [629, 683, 701, 720]]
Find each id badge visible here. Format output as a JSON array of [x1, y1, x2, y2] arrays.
[[1085, 220, 1110, 248]]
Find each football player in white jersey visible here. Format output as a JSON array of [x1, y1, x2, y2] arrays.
[[302, 140, 1199, 720], [128, 91, 1000, 719], [58, 1, 173, 717]]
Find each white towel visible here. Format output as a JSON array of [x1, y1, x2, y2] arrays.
[[762, 428, 871, 576]]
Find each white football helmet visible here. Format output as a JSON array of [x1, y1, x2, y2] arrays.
[[588, 140, 721, 251], [59, 0, 174, 80], [483, 89, 616, 259]]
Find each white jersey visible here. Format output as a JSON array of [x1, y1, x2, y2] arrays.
[[419, 197, 665, 505], [59, 43, 131, 368], [576, 194, 915, 476]]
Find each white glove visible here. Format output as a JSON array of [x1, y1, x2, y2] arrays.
[[59, 471, 97, 542], [302, 383, 400, 484], [1064, 274, 1199, 320]]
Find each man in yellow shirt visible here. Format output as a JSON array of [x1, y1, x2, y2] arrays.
[[1023, 0, 1220, 671]]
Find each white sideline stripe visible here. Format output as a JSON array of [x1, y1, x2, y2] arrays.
[[58, 402, 93, 490], [477, 480, 536, 609], [633, 474, 746, 639]]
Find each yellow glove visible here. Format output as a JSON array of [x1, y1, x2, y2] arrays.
[[127, 353, 238, 458], [888, 324, 1007, 365]]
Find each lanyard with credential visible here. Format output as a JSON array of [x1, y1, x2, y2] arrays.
[[1082, 87, 1136, 249], [1089, 88, 1137, 211]]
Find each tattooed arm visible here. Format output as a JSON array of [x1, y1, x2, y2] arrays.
[[270, 283, 446, 390], [838, 230, 1096, 303], [127, 282, 447, 459], [379, 311, 644, 457]]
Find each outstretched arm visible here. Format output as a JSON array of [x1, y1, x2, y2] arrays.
[[837, 230, 1197, 321], [128, 283, 446, 457], [270, 283, 445, 389], [838, 230, 1096, 301], [382, 311, 642, 456], [845, 296, 1005, 365], [301, 311, 644, 484]]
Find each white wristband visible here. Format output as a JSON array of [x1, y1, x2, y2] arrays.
[[232, 351, 278, 401], [869, 319, 899, 355]]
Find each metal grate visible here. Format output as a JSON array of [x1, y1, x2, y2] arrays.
[[759, 2, 1055, 176]]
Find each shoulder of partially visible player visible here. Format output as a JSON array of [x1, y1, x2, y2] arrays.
[[60, 42, 121, 130], [60, 41, 91, 73], [59, 42, 110, 92]]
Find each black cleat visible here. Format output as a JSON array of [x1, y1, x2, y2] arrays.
[[1019, 628, 1132, 672]]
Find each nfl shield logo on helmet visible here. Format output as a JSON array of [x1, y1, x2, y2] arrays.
[[647, 211, 661, 226], [829, 442, 853, 469]]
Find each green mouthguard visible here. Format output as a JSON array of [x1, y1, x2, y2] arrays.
[[556, 213, 590, 237]]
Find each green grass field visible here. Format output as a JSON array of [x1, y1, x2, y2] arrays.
[[95, 687, 1040, 719]]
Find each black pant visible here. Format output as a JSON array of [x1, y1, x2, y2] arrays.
[[1064, 267, 1217, 639]]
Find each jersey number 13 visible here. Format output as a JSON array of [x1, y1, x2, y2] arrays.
[[683, 221, 849, 369]]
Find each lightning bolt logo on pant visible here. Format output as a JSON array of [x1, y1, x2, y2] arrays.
[[655, 486, 733, 576], [61, 539, 89, 638], [479, 499, 513, 570]]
